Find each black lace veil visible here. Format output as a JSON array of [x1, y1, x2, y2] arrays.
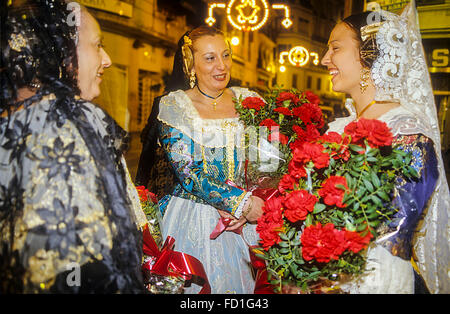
[[135, 31, 192, 193], [1, 0, 80, 115], [1, 0, 144, 292]]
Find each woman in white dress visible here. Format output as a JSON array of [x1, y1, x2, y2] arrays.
[[321, 1, 449, 293], [137, 26, 265, 293]]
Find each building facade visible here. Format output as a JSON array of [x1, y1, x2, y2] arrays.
[[81, 0, 194, 133], [269, 0, 347, 122]]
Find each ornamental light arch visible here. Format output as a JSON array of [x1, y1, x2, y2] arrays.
[[206, 0, 292, 32]]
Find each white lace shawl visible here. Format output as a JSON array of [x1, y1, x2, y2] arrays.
[[157, 87, 261, 148]]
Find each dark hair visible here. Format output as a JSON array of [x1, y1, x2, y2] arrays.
[[0, 0, 79, 114], [342, 11, 386, 68]]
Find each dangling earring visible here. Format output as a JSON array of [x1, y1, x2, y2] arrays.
[[189, 70, 196, 89], [360, 67, 371, 93]]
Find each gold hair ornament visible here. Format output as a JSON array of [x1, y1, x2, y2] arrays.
[[360, 22, 383, 41], [9, 33, 27, 52]]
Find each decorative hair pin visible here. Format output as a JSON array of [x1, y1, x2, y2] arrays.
[[360, 22, 383, 41], [9, 33, 27, 52], [183, 35, 192, 46]]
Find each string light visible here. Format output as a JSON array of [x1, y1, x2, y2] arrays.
[[227, 0, 269, 31], [279, 51, 289, 64], [289, 46, 309, 67], [231, 36, 240, 46], [206, 1, 292, 32], [279, 46, 320, 67], [310, 52, 320, 65], [272, 4, 292, 28], [206, 3, 226, 26]]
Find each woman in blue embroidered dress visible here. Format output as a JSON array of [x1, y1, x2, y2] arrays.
[[136, 26, 265, 293], [321, 2, 449, 293]]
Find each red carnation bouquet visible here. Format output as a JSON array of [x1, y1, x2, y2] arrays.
[[136, 186, 211, 294], [234, 88, 324, 191], [252, 117, 418, 293], [136, 185, 162, 246]]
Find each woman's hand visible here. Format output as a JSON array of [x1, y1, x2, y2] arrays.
[[216, 209, 246, 232], [216, 195, 265, 232], [242, 195, 264, 223]]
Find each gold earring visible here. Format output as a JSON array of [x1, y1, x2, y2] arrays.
[[360, 67, 371, 93], [189, 70, 196, 89]]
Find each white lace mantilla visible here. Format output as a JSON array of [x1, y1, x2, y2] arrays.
[[158, 87, 261, 148]]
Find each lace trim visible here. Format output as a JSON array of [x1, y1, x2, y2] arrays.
[[157, 87, 261, 148], [233, 191, 252, 219]]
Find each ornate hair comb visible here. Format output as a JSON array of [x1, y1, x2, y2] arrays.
[[360, 22, 383, 41], [9, 33, 27, 52], [183, 35, 192, 46]]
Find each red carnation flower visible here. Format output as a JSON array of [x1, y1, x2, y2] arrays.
[[256, 196, 284, 250], [292, 142, 329, 169], [278, 173, 297, 194], [136, 185, 149, 202], [319, 131, 351, 161], [344, 118, 393, 148], [301, 223, 347, 263], [292, 124, 320, 143], [242, 96, 265, 111], [343, 229, 373, 253], [292, 103, 324, 128], [276, 91, 300, 107], [260, 118, 279, 128], [318, 176, 349, 208], [303, 90, 320, 106], [268, 131, 289, 145], [283, 190, 317, 223], [287, 159, 307, 179], [274, 107, 293, 116]]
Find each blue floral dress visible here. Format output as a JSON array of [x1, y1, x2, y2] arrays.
[[157, 87, 261, 293]]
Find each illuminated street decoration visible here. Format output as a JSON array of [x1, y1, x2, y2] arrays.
[[206, 1, 292, 32], [230, 36, 240, 46], [279, 46, 320, 67], [310, 52, 319, 65], [205, 3, 226, 26]]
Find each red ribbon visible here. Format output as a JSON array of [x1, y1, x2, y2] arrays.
[[209, 177, 280, 293], [142, 224, 211, 294], [209, 217, 243, 240], [249, 246, 274, 294]]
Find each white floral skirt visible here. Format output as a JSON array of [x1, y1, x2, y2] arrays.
[[161, 196, 259, 294]]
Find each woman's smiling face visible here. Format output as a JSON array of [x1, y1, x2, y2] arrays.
[[321, 22, 363, 95], [192, 34, 231, 94], [76, 11, 111, 101]]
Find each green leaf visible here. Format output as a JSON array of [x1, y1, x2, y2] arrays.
[[349, 144, 365, 152], [305, 214, 313, 226], [370, 195, 382, 206], [376, 190, 390, 202], [313, 203, 326, 214], [371, 172, 381, 188], [279, 241, 289, 248], [356, 223, 368, 232], [363, 179, 374, 193], [287, 228, 296, 240]]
